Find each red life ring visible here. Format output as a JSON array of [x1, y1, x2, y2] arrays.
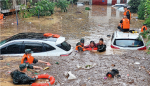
[[44, 33, 53, 37], [85, 48, 98, 51], [31, 74, 55, 86]]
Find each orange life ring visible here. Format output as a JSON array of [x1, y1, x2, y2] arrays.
[[53, 34, 60, 38], [85, 48, 98, 51], [44, 33, 60, 38], [44, 33, 53, 37], [31, 74, 55, 86]]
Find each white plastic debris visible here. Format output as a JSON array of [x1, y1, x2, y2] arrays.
[[77, 2, 84, 7], [68, 71, 76, 80], [76, 64, 82, 68], [134, 62, 140, 65], [83, 63, 97, 70]]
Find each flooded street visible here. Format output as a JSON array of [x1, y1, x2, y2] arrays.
[[0, 5, 150, 86]]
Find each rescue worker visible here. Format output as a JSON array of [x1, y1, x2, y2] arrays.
[[10, 63, 38, 84], [117, 16, 130, 32], [0, 12, 5, 20], [84, 41, 97, 49], [75, 38, 86, 51], [124, 7, 131, 23], [141, 24, 148, 32], [21, 49, 50, 69], [91, 38, 106, 52]]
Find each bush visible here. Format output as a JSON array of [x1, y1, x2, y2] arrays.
[[128, 0, 141, 13], [56, 0, 70, 12], [144, 17, 150, 27], [144, 0, 150, 27], [19, 4, 33, 18], [30, 0, 55, 16], [138, 0, 146, 20]]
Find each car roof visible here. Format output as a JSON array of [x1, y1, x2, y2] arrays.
[[2, 32, 65, 43], [114, 31, 140, 39]]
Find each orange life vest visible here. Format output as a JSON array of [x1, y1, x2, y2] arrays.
[[124, 10, 131, 20], [121, 18, 130, 29], [141, 26, 147, 32], [75, 45, 86, 51], [0, 14, 4, 20], [21, 54, 34, 64]]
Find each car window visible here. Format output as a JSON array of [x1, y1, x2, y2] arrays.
[[56, 41, 71, 51], [0, 42, 23, 54], [114, 39, 144, 47], [43, 43, 55, 51], [24, 42, 43, 53]]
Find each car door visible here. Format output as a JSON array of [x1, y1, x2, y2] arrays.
[[0, 41, 24, 56], [42, 43, 57, 56], [22, 41, 48, 56]]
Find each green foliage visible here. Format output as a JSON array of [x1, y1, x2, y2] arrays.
[[140, 30, 150, 38], [1, 0, 12, 9], [56, 0, 70, 12], [30, 0, 55, 16], [128, 0, 141, 13], [19, 4, 33, 18], [144, 17, 150, 27], [85, 7, 91, 10], [138, 0, 146, 20], [144, 0, 150, 27], [144, 0, 150, 18]]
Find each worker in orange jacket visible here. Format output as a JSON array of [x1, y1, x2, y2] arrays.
[[75, 38, 86, 51], [124, 7, 131, 23], [0, 12, 5, 20], [21, 49, 51, 69], [117, 16, 130, 32], [141, 24, 148, 32]]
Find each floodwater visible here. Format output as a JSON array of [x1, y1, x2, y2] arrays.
[[0, 5, 149, 86]]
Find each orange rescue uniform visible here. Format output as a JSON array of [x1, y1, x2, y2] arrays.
[[75, 45, 86, 51], [121, 18, 130, 29], [0, 14, 4, 20], [21, 54, 34, 64], [141, 26, 147, 32], [124, 10, 131, 20]]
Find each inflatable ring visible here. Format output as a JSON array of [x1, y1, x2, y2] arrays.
[[85, 48, 98, 51], [44, 33, 53, 37], [31, 74, 55, 86], [53, 34, 60, 38]]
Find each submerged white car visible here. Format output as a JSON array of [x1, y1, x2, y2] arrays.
[[111, 31, 146, 50], [0, 33, 73, 56]]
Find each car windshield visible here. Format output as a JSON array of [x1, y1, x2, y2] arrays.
[[114, 39, 144, 47], [56, 41, 71, 51]]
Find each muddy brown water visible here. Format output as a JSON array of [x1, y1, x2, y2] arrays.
[[0, 5, 150, 86]]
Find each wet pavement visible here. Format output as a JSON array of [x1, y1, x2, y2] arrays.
[[0, 5, 150, 86]]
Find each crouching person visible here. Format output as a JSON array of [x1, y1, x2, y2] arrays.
[[21, 49, 50, 69], [91, 38, 106, 52], [10, 63, 38, 84]]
